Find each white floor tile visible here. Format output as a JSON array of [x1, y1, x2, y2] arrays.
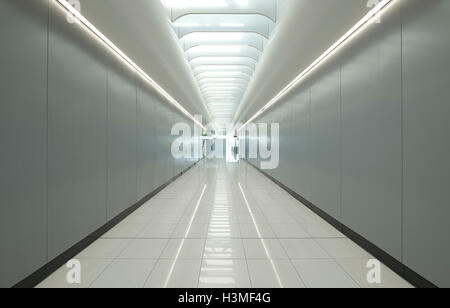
[[315, 238, 372, 259], [247, 260, 305, 288], [36, 259, 112, 288], [204, 239, 246, 259], [118, 239, 168, 259], [144, 260, 202, 288], [171, 223, 209, 239], [77, 239, 130, 259], [336, 258, 413, 288], [239, 223, 276, 238], [102, 223, 146, 239], [292, 259, 359, 288], [280, 239, 330, 259], [199, 259, 251, 288], [90, 259, 156, 288], [243, 239, 289, 259], [161, 239, 206, 259], [207, 223, 241, 238], [302, 223, 345, 238], [137, 223, 177, 239], [270, 223, 310, 239]]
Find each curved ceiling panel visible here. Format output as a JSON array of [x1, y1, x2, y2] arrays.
[[174, 14, 274, 39], [166, 0, 278, 22], [197, 76, 251, 83], [201, 84, 247, 90], [194, 65, 254, 76], [182, 32, 266, 51], [191, 57, 257, 70], [161, 0, 281, 133], [186, 45, 261, 62]]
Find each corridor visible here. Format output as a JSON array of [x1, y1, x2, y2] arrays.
[[38, 160, 411, 288], [2, 0, 449, 290]]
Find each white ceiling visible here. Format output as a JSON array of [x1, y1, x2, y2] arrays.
[[162, 0, 281, 135], [78, 0, 373, 134]]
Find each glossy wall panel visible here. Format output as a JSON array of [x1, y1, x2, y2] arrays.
[[137, 79, 158, 200], [402, 0, 450, 287], [290, 88, 312, 200], [0, 0, 200, 287], [0, 0, 48, 288], [340, 3, 403, 260], [309, 60, 341, 220], [107, 60, 138, 220], [245, 0, 450, 287], [47, 3, 108, 259]]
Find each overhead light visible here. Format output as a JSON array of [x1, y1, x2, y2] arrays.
[[182, 32, 245, 41], [192, 56, 251, 63], [162, 0, 228, 8], [235, 0, 249, 7], [239, 0, 394, 131], [188, 45, 243, 53], [220, 23, 245, 27], [173, 22, 201, 28], [197, 71, 248, 77], [194, 64, 252, 72], [54, 0, 206, 130], [201, 85, 245, 90]]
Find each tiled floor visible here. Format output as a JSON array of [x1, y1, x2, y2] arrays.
[[37, 160, 412, 288]]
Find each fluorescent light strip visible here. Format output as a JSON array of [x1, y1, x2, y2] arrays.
[[55, 0, 206, 130], [239, 0, 394, 131]]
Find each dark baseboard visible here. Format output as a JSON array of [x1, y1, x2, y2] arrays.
[[244, 160, 438, 289], [12, 160, 202, 288]]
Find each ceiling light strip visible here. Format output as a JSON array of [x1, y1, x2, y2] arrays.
[[55, 0, 206, 129], [239, 0, 394, 131]]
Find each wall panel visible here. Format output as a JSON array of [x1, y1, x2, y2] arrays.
[[340, 3, 403, 260], [0, 0, 48, 287], [402, 0, 450, 287], [137, 79, 158, 200], [47, 2, 108, 259], [290, 88, 312, 200], [309, 60, 341, 219], [107, 59, 138, 220]]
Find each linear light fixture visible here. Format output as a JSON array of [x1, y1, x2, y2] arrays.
[[54, 0, 206, 130], [238, 0, 394, 131]]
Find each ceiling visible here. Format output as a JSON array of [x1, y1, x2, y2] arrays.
[[80, 0, 372, 134]]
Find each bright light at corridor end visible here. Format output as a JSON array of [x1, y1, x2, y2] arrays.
[[239, 0, 394, 132], [54, 0, 206, 130]]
